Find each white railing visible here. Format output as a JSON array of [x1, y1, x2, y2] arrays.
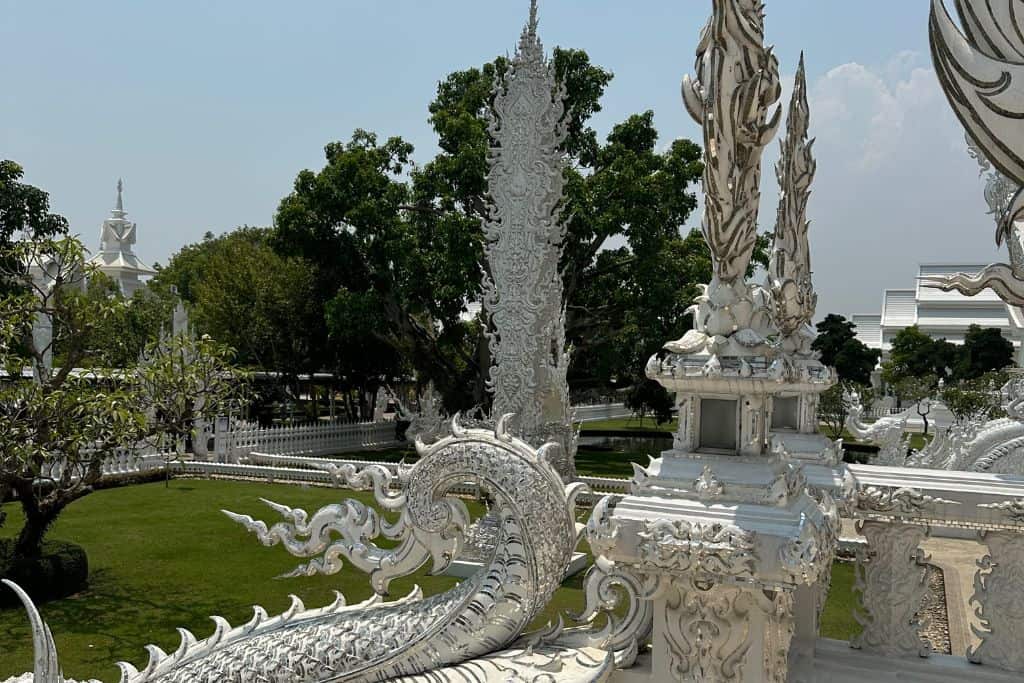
[[573, 403, 634, 423], [220, 419, 402, 462], [40, 441, 175, 483]]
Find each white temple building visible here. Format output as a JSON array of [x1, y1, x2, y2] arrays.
[[853, 263, 1024, 364], [87, 179, 155, 297]]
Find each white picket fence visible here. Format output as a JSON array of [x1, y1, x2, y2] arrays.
[[40, 442, 173, 483], [222, 419, 402, 462], [573, 403, 633, 423]]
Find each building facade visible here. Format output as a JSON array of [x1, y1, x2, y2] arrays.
[[854, 263, 1024, 365]]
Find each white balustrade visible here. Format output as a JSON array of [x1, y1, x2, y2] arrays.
[[219, 418, 402, 462]]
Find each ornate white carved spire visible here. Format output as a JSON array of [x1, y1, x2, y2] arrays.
[[482, 0, 575, 478], [682, 0, 782, 286], [768, 53, 817, 344], [662, 0, 783, 358], [89, 178, 156, 296]]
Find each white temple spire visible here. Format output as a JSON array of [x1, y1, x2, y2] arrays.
[[768, 51, 817, 347], [89, 178, 156, 296], [483, 0, 574, 479], [115, 178, 125, 215], [518, 0, 543, 59]]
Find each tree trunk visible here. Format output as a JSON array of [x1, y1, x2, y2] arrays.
[[918, 405, 930, 436], [14, 508, 52, 559]]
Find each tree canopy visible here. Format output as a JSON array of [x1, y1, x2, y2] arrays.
[[811, 314, 880, 385], [882, 324, 1013, 386], [268, 48, 714, 411]]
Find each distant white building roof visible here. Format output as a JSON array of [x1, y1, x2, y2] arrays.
[[854, 264, 1024, 362], [86, 180, 156, 297]]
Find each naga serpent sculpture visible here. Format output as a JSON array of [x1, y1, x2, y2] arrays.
[[3, 417, 618, 683]]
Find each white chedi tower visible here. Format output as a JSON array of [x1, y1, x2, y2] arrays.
[[88, 179, 156, 296]]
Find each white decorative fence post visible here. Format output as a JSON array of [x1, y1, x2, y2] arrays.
[[851, 521, 932, 657], [969, 527, 1024, 670]]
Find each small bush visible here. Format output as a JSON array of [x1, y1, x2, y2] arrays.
[[0, 539, 89, 606], [94, 468, 168, 491]]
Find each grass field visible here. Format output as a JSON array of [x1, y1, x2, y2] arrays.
[[0, 479, 860, 681]]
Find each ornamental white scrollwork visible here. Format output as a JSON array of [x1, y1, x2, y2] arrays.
[[638, 519, 757, 579], [926, 0, 1024, 304], [979, 498, 1024, 523], [851, 521, 932, 658], [968, 531, 1024, 672], [768, 54, 817, 349], [660, 579, 793, 683], [851, 485, 959, 518]]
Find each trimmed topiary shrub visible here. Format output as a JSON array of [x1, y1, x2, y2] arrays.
[[0, 539, 89, 606]]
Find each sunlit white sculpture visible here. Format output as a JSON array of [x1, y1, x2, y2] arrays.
[[482, 0, 576, 480]]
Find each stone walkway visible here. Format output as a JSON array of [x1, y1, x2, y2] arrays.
[[922, 534, 983, 656]]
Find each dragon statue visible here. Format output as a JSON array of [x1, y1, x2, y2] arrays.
[[3, 419, 626, 682], [924, 0, 1024, 304], [844, 392, 910, 466]]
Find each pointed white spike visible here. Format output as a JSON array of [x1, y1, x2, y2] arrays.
[[2, 579, 63, 683], [450, 413, 466, 437], [141, 644, 168, 676], [327, 590, 347, 611], [172, 628, 197, 660], [207, 616, 231, 646], [282, 594, 305, 621], [495, 412, 513, 439], [243, 605, 268, 632], [117, 661, 141, 682]]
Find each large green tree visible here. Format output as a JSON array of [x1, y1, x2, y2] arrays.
[[957, 324, 1014, 380], [155, 228, 321, 391], [882, 325, 958, 385], [0, 161, 68, 299], [0, 236, 245, 560], [273, 49, 709, 411]]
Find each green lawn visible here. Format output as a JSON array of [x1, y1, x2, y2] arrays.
[[0, 479, 860, 681]]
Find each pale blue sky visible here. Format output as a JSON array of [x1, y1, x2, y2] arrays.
[[0, 1, 1000, 317]]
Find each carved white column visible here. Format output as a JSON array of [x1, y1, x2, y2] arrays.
[[655, 579, 794, 683], [851, 521, 931, 657], [968, 530, 1024, 672], [483, 0, 575, 480]]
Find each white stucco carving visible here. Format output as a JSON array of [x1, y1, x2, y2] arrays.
[[968, 530, 1024, 672], [925, 0, 1024, 304], [768, 54, 818, 355], [4, 417, 610, 682], [482, 0, 576, 480], [851, 521, 932, 658], [845, 392, 910, 466]]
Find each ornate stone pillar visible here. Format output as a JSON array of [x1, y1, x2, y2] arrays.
[[482, 0, 575, 480], [968, 530, 1024, 672], [851, 521, 931, 657], [655, 579, 794, 683]]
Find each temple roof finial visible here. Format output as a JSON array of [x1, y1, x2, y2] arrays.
[[115, 178, 124, 214], [518, 0, 542, 57]]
